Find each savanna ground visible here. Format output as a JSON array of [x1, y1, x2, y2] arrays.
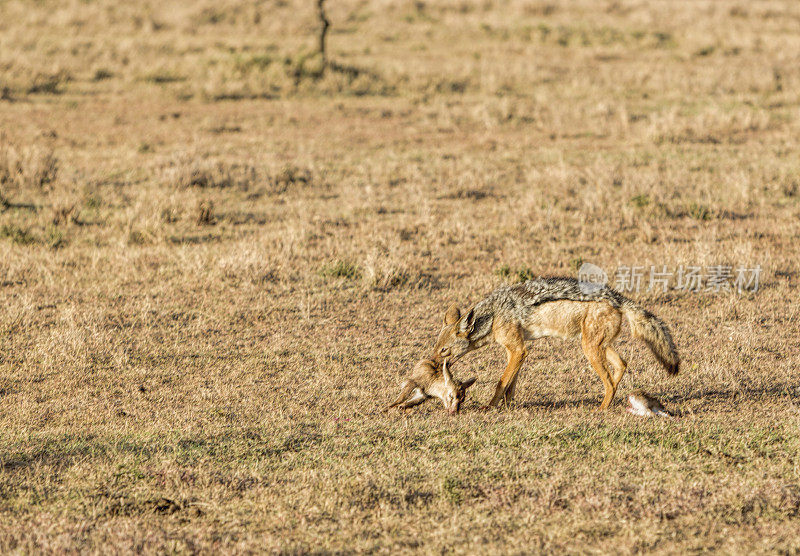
[[1, 0, 800, 552]]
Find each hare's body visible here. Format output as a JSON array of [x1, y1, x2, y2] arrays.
[[386, 358, 476, 414], [627, 390, 672, 418]]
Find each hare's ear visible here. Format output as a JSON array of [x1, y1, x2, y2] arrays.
[[386, 380, 417, 410], [458, 308, 475, 335], [442, 358, 453, 385], [444, 304, 461, 325], [461, 377, 477, 390]]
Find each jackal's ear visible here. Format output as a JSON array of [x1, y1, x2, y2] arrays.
[[458, 308, 475, 335], [444, 304, 461, 325], [461, 377, 477, 390]]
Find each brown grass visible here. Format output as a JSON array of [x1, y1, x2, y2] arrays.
[[1, 0, 800, 552]]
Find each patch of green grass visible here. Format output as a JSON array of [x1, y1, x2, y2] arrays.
[[45, 226, 66, 249], [694, 45, 717, 57], [85, 195, 102, 209], [234, 54, 274, 73], [688, 201, 712, 220], [495, 265, 536, 283], [143, 71, 186, 84], [127, 229, 152, 245], [495, 264, 512, 280], [0, 224, 36, 245], [319, 260, 361, 280], [440, 475, 464, 505], [92, 68, 114, 81], [653, 31, 677, 48], [27, 72, 69, 94], [271, 165, 312, 192], [630, 193, 651, 208], [515, 267, 536, 282]]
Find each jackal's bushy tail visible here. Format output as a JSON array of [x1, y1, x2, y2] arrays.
[[622, 301, 680, 374]]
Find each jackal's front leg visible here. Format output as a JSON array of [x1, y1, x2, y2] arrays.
[[485, 324, 527, 408]]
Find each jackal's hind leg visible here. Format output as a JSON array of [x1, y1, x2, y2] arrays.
[[505, 371, 521, 402], [581, 320, 617, 410], [606, 347, 628, 389], [584, 344, 615, 410]]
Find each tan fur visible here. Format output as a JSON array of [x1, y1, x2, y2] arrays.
[[627, 389, 673, 418], [434, 294, 677, 410], [486, 301, 624, 409], [386, 358, 476, 414]]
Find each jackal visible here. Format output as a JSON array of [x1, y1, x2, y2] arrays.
[[386, 358, 476, 415], [432, 277, 679, 410]]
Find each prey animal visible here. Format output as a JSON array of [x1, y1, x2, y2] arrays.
[[626, 390, 673, 418], [432, 277, 680, 410], [386, 357, 476, 415]]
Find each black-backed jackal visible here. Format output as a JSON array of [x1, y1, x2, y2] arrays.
[[431, 277, 679, 410]]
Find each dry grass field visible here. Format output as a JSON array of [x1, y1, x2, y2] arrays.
[[2, 0, 800, 552]]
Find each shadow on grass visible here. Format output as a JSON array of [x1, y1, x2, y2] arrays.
[[328, 61, 383, 82], [517, 396, 600, 410], [668, 384, 800, 405], [2, 442, 101, 472], [1, 437, 157, 473], [1, 200, 37, 211], [494, 383, 800, 415], [167, 233, 223, 245]]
